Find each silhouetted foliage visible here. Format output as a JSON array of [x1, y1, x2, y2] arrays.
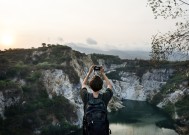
[[42, 43, 46, 47], [148, 0, 189, 61]]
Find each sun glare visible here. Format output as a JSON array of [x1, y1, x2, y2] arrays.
[[0, 34, 14, 47]]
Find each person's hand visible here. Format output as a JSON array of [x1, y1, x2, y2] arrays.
[[100, 66, 105, 74], [88, 65, 95, 75]]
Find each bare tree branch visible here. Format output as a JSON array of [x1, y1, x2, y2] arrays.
[[148, 0, 189, 61], [178, 0, 189, 5]]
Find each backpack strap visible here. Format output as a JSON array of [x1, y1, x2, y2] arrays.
[[88, 93, 103, 101], [84, 93, 90, 113]]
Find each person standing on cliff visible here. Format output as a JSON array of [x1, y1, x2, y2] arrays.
[[80, 65, 113, 135]]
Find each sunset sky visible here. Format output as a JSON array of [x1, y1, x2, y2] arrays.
[[0, 0, 179, 51]]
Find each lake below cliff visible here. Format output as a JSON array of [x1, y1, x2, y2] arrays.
[[71, 100, 178, 135]]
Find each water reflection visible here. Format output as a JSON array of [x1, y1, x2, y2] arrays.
[[109, 100, 178, 135], [110, 123, 177, 135]]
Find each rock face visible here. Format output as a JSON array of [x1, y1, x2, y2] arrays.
[[157, 89, 188, 108], [115, 70, 171, 102], [98, 59, 174, 101], [42, 69, 83, 126]]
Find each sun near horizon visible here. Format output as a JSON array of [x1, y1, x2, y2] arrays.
[[0, 33, 15, 48]]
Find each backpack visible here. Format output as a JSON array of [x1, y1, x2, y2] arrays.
[[83, 93, 110, 135]]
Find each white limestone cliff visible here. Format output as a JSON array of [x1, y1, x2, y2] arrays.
[[40, 59, 175, 127]]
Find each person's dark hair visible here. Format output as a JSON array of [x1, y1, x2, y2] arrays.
[[89, 75, 103, 92]]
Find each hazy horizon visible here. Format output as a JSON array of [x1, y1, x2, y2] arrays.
[[0, 0, 181, 52]]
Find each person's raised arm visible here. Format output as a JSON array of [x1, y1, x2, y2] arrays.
[[100, 67, 112, 90], [82, 65, 95, 89]]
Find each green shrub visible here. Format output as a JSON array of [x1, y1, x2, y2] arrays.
[[57, 56, 72, 63], [91, 53, 123, 65], [50, 96, 77, 121], [151, 92, 164, 105], [163, 102, 175, 117], [6, 67, 18, 78], [22, 93, 50, 113], [22, 85, 32, 93], [175, 95, 189, 119], [3, 108, 41, 135], [161, 72, 188, 94], [106, 71, 121, 81], [4, 104, 23, 117], [0, 71, 6, 80], [26, 71, 41, 82], [116, 60, 149, 75], [6, 64, 30, 78], [0, 80, 19, 90], [41, 121, 78, 135], [0, 57, 9, 65], [63, 66, 80, 84], [0, 80, 7, 90], [36, 62, 54, 69]]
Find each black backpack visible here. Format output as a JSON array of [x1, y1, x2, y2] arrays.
[[83, 93, 110, 135]]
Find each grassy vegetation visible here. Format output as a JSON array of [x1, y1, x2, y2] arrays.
[[161, 71, 189, 94], [175, 95, 189, 119], [0, 80, 20, 91], [156, 60, 189, 70], [26, 71, 41, 82], [162, 102, 175, 117]]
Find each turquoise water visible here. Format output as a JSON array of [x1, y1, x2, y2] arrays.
[[71, 100, 178, 135], [108, 100, 178, 135]]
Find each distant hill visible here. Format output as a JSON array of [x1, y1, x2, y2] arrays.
[[67, 44, 150, 60], [68, 44, 189, 61]]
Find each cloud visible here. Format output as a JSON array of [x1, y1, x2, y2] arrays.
[[86, 38, 97, 45], [57, 37, 63, 43]]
